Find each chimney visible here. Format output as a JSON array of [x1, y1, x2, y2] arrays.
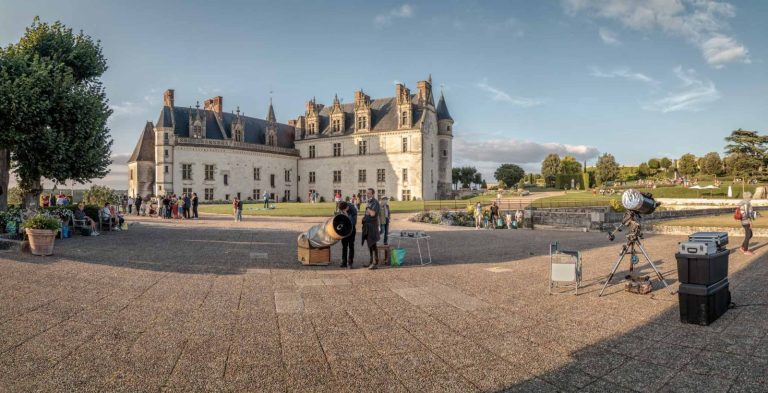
[[288, 119, 297, 127], [163, 89, 174, 107], [204, 96, 223, 113], [416, 80, 431, 103]]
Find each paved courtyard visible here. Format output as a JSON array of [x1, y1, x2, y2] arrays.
[[1, 213, 767, 392]]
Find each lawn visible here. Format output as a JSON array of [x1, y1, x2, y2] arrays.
[[656, 214, 768, 229]]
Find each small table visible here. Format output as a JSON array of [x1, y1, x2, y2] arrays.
[[390, 230, 432, 266]]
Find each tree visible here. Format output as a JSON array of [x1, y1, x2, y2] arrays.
[[82, 185, 119, 207], [637, 163, 651, 179], [541, 154, 561, 186], [560, 155, 582, 175], [451, 168, 461, 188], [454, 166, 479, 188], [648, 158, 660, 170], [701, 152, 723, 176], [0, 18, 113, 208], [724, 129, 767, 165], [659, 157, 673, 174], [494, 164, 525, 189], [596, 153, 619, 183], [678, 153, 698, 177], [724, 153, 760, 177], [497, 180, 506, 190]]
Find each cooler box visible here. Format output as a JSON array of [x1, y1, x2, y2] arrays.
[[678, 278, 730, 326], [675, 249, 728, 285]]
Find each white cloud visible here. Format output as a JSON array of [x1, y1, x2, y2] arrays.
[[476, 79, 542, 108], [564, 0, 750, 66], [110, 101, 147, 117], [197, 87, 222, 97], [374, 4, 414, 27], [599, 27, 621, 45], [644, 66, 720, 113], [454, 137, 599, 166], [589, 66, 656, 83]]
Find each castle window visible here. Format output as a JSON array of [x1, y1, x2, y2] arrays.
[[431, 144, 434, 158], [253, 167, 260, 181], [164, 149, 168, 157], [332, 119, 341, 133], [333, 143, 341, 157], [401, 111, 408, 126], [284, 169, 291, 182], [402, 137, 408, 152], [309, 171, 316, 184], [205, 165, 214, 181], [402, 168, 408, 182], [267, 133, 275, 146], [377, 169, 385, 182], [442, 149, 447, 157], [253, 189, 261, 200], [234, 128, 243, 142], [204, 188, 214, 201], [333, 170, 342, 183], [270, 174, 275, 188], [358, 140, 367, 155], [358, 169, 366, 183], [164, 165, 168, 174], [164, 132, 169, 143], [309, 123, 316, 134], [447, 125, 452, 132], [182, 164, 192, 180], [193, 124, 202, 138], [223, 174, 228, 186], [402, 189, 411, 201], [183, 187, 192, 195], [309, 145, 316, 158], [377, 189, 386, 199], [357, 116, 367, 130]]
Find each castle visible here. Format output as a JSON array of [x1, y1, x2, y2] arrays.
[[128, 76, 453, 202]]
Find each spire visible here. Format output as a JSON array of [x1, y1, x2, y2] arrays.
[[267, 98, 276, 124], [436, 90, 453, 121]]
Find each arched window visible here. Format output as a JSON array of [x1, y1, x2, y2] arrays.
[[234, 128, 242, 142]]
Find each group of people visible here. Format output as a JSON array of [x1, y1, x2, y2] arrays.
[[158, 193, 198, 219], [473, 201, 523, 229], [336, 188, 391, 269], [40, 193, 72, 207], [72, 201, 125, 236]]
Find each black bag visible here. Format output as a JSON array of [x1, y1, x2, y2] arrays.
[[80, 227, 92, 236], [237, 200, 243, 209]]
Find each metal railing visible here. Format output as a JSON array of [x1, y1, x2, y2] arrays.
[[422, 198, 613, 211]]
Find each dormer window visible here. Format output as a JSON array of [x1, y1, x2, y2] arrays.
[[309, 123, 316, 135], [401, 112, 408, 126], [357, 116, 367, 130], [234, 127, 243, 142], [267, 133, 275, 146], [332, 119, 341, 133], [193, 123, 202, 138]]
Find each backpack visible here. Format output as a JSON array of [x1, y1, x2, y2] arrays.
[[734, 207, 743, 221]]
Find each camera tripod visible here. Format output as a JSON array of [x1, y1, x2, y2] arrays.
[[599, 211, 673, 297]]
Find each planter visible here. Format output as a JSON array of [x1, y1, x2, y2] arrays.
[[25, 228, 57, 256]]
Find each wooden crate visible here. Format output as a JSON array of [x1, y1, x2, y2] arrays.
[[298, 245, 331, 266]]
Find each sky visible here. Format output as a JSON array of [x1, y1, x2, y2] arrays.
[[1, 0, 766, 188]]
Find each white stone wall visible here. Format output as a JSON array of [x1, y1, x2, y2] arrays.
[[128, 161, 154, 198], [420, 111, 440, 200], [296, 129, 424, 201], [170, 146, 298, 201]]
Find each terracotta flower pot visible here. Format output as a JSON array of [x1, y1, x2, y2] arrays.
[[25, 228, 57, 256]]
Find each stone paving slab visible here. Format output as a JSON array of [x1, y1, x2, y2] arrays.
[[1, 214, 768, 392]]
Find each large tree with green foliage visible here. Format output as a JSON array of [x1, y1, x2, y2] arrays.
[[724, 129, 767, 165], [540, 154, 561, 186], [494, 164, 525, 189], [724, 153, 760, 177], [659, 157, 673, 174], [637, 163, 651, 179], [560, 155, 582, 175], [647, 158, 660, 171], [595, 153, 619, 183], [700, 152, 723, 176], [678, 153, 698, 177], [454, 166, 481, 189], [0, 18, 113, 208]]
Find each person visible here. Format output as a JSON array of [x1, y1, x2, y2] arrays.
[[74, 202, 99, 236], [338, 201, 357, 269], [56, 193, 68, 206], [379, 197, 391, 245], [41, 194, 50, 208], [121, 194, 128, 213], [474, 202, 482, 230], [171, 194, 179, 219], [135, 196, 142, 216], [127, 196, 134, 214], [490, 201, 500, 229], [101, 202, 124, 230], [183, 193, 191, 219], [263, 191, 270, 208], [362, 188, 380, 269], [739, 191, 755, 255], [233, 196, 243, 222], [515, 209, 524, 228], [176, 196, 184, 219], [191, 192, 199, 219], [162, 195, 171, 219]]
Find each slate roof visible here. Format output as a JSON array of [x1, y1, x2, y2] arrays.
[[128, 121, 155, 163], [155, 106, 295, 149], [436, 92, 453, 121], [312, 96, 425, 137]]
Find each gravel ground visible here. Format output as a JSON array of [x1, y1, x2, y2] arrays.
[[1, 213, 766, 392]]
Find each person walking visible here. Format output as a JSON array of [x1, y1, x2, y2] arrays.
[[338, 201, 357, 269], [233, 196, 243, 222], [262, 191, 270, 209], [379, 197, 391, 245], [191, 192, 199, 219], [183, 193, 191, 219], [362, 188, 381, 269], [490, 201, 500, 229], [127, 196, 134, 214], [739, 191, 755, 255], [135, 195, 142, 216]]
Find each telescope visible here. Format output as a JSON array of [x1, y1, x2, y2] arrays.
[[297, 214, 353, 265]]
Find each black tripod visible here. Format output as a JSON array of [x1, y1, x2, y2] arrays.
[[599, 211, 673, 297]]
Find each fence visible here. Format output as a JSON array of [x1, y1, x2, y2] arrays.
[[422, 198, 613, 212]]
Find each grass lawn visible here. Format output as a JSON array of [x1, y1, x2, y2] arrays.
[[530, 192, 618, 208], [656, 214, 767, 228]]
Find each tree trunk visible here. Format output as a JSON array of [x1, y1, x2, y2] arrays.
[[22, 178, 42, 210], [0, 149, 8, 210]]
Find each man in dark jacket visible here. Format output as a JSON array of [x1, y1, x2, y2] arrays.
[[183, 194, 191, 219], [338, 201, 357, 268], [362, 188, 381, 269]]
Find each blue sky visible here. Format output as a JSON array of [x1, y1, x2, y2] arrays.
[[1, 0, 765, 186]]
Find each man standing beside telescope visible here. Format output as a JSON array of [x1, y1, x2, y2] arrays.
[[362, 188, 381, 269]]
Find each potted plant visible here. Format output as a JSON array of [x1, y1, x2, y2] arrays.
[[22, 214, 62, 256]]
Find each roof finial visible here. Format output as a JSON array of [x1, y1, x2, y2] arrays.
[[428, 73, 432, 84], [236, 105, 240, 116], [440, 83, 445, 96], [195, 101, 200, 109]]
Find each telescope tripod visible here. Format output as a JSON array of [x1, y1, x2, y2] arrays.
[[599, 212, 673, 297]]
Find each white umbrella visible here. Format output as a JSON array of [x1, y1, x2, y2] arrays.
[[689, 185, 703, 189], [702, 185, 718, 189]]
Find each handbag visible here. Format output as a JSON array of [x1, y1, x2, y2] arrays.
[[734, 208, 742, 221]]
